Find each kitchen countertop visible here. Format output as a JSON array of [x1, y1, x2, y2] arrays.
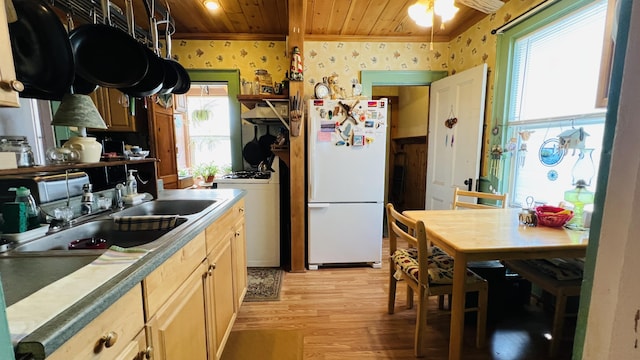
[[3, 188, 246, 359]]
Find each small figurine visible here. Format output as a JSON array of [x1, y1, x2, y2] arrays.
[[289, 46, 304, 81]]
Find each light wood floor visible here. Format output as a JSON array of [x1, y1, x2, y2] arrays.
[[233, 239, 576, 360]]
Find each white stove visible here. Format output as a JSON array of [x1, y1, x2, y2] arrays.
[[213, 160, 280, 267]]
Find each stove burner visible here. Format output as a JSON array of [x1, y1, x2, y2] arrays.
[[221, 171, 271, 180]]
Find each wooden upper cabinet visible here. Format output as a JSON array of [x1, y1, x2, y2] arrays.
[[89, 87, 139, 132], [0, 0, 21, 107], [596, 0, 617, 108]]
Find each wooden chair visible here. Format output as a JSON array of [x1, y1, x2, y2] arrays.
[[452, 187, 508, 209], [502, 259, 583, 358], [386, 203, 488, 357]]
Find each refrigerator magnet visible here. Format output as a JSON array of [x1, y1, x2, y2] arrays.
[[364, 120, 374, 128], [317, 131, 332, 142], [352, 135, 365, 146], [320, 121, 335, 132]]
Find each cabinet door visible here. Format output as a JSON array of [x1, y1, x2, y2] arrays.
[[47, 286, 144, 360], [114, 329, 148, 360], [147, 261, 208, 360], [89, 87, 138, 132], [0, 0, 20, 107], [105, 88, 136, 131], [205, 236, 235, 360], [232, 214, 247, 307], [149, 103, 178, 189]]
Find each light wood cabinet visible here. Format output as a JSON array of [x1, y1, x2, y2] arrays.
[[232, 212, 247, 308], [204, 198, 246, 359], [205, 235, 235, 360], [43, 200, 246, 360], [114, 330, 149, 360], [89, 87, 140, 132], [0, 0, 21, 107], [47, 286, 144, 360], [146, 261, 208, 360], [148, 99, 178, 189]]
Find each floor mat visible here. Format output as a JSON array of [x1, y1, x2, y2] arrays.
[[244, 267, 283, 302], [221, 329, 303, 360]]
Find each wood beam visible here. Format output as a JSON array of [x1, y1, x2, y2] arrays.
[[288, 0, 306, 273]]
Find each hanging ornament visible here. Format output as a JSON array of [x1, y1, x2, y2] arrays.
[[444, 105, 458, 129]]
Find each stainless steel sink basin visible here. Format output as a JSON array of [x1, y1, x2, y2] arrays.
[[113, 199, 218, 216], [10, 217, 187, 252]]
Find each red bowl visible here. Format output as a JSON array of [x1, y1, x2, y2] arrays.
[[535, 206, 574, 227]]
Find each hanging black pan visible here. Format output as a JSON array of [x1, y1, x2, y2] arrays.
[[119, 0, 164, 97], [68, 0, 149, 88], [243, 126, 266, 166], [8, 0, 74, 101], [259, 125, 277, 157]]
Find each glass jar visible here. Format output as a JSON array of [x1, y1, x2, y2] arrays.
[[1, 138, 35, 167]]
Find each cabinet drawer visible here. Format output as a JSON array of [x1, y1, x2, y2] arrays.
[[143, 232, 206, 318], [205, 199, 245, 252], [47, 285, 144, 360]]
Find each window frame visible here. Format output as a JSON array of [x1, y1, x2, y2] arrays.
[[491, 0, 607, 206]]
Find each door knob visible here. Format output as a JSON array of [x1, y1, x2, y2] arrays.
[[464, 178, 473, 191]]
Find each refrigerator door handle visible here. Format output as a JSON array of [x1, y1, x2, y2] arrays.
[[308, 203, 331, 208]]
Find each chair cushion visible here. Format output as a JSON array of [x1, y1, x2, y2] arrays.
[[392, 248, 484, 285]]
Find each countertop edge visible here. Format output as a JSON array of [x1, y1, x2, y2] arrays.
[[14, 188, 247, 358]]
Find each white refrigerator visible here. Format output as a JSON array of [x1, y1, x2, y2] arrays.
[[307, 98, 388, 270]]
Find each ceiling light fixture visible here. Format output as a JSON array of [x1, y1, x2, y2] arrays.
[[408, 0, 459, 29], [203, 0, 219, 11]]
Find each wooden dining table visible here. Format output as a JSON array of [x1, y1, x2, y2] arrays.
[[403, 208, 589, 360]]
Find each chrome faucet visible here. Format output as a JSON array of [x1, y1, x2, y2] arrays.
[[113, 183, 125, 209], [81, 183, 94, 215]]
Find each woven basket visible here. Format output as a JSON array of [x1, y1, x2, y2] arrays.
[[535, 206, 574, 227]]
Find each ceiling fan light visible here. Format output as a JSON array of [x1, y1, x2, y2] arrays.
[[203, 0, 219, 11], [434, 0, 459, 22], [408, 2, 428, 22]]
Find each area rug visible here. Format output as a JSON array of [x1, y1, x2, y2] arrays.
[[221, 329, 303, 360], [244, 267, 283, 302]]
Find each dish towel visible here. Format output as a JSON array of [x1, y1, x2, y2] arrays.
[[113, 215, 179, 231]]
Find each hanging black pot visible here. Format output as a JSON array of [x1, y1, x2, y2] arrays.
[[8, 0, 74, 101], [69, 24, 149, 88]]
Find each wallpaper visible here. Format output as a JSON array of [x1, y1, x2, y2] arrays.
[[171, 39, 288, 88]]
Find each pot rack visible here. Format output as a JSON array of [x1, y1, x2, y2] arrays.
[[49, 0, 173, 46]]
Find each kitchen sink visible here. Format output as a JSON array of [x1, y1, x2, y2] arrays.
[[10, 217, 187, 252], [113, 199, 219, 216]]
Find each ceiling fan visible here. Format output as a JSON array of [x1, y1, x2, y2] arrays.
[[457, 0, 505, 13]]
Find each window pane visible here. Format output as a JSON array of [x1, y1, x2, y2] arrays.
[[509, 1, 607, 122], [510, 121, 604, 207], [183, 84, 232, 175]]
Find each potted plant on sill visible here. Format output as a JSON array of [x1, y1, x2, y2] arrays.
[[192, 161, 219, 183]]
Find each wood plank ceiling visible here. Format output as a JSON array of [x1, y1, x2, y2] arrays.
[[107, 0, 497, 42]]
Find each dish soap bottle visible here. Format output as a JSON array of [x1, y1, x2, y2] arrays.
[[126, 169, 138, 196], [13, 186, 40, 229]]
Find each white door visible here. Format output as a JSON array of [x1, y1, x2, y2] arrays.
[[425, 64, 488, 210]]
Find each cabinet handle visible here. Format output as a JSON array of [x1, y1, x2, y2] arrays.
[[101, 331, 118, 348], [239, 207, 245, 213], [142, 346, 153, 359], [208, 264, 216, 275], [235, 231, 241, 237], [0, 80, 24, 92]]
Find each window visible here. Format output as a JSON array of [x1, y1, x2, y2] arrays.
[[175, 84, 233, 178], [495, 0, 608, 208]]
